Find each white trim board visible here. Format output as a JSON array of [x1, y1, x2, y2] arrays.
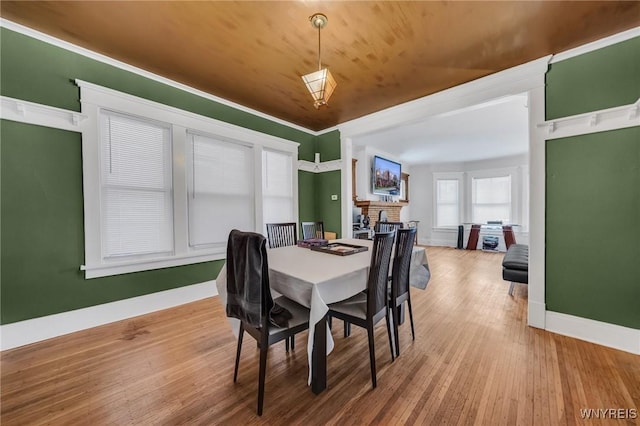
[[0, 95, 87, 132], [0, 281, 218, 351], [0, 18, 319, 136], [298, 159, 342, 173], [539, 98, 640, 140], [545, 311, 640, 355]]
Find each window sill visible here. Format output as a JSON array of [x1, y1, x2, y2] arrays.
[[81, 251, 225, 279], [432, 227, 459, 233]]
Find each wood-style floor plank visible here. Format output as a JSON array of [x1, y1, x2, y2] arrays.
[[2, 247, 639, 425]]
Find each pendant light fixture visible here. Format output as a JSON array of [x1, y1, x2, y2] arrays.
[[301, 13, 337, 109]]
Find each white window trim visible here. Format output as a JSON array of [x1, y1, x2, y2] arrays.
[[467, 167, 519, 226], [432, 172, 464, 230], [77, 80, 299, 278]]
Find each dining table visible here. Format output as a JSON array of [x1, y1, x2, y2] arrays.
[[216, 238, 431, 394]]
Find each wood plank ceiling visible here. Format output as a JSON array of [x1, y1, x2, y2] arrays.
[[1, 1, 639, 131]]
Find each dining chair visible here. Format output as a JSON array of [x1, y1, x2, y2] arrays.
[[389, 227, 417, 357], [327, 231, 396, 388], [265, 222, 297, 248], [301, 221, 325, 240], [226, 230, 310, 416], [374, 221, 403, 234]]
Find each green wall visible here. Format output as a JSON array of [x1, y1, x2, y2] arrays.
[[315, 130, 343, 237], [545, 37, 640, 329], [295, 130, 343, 237], [546, 128, 640, 328], [0, 27, 319, 324], [546, 37, 640, 120]]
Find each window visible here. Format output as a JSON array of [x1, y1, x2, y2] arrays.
[[187, 133, 254, 248], [435, 178, 460, 227], [100, 111, 174, 259], [471, 175, 511, 224], [262, 149, 294, 229], [78, 80, 298, 278]]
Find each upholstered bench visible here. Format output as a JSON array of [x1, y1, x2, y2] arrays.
[[502, 244, 529, 295]]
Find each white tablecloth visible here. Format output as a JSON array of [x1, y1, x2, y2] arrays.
[[216, 239, 430, 384]]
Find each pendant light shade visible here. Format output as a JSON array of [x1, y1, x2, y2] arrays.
[[302, 68, 337, 109], [302, 13, 336, 109]]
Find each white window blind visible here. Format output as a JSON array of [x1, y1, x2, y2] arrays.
[[262, 149, 294, 229], [100, 111, 173, 258], [187, 133, 254, 248], [436, 179, 460, 227], [472, 175, 511, 224]]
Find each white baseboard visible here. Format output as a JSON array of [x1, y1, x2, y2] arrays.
[[0, 281, 218, 351], [426, 238, 457, 247], [528, 300, 546, 329], [545, 311, 640, 355]]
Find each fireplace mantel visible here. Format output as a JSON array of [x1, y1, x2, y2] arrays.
[[354, 200, 408, 225]]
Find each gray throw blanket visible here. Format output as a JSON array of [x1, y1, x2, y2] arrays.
[[225, 230, 291, 328]]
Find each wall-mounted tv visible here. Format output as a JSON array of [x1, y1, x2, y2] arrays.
[[372, 155, 401, 196]]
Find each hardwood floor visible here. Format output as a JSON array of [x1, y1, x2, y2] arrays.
[[2, 247, 638, 425]]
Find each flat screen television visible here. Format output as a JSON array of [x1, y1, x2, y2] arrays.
[[372, 155, 401, 196]]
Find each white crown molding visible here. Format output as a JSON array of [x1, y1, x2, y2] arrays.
[[0, 18, 319, 136], [539, 98, 640, 140], [298, 159, 342, 173], [0, 95, 87, 132], [550, 27, 640, 64], [337, 55, 551, 138], [3, 18, 637, 141], [545, 311, 640, 355], [0, 281, 217, 351]]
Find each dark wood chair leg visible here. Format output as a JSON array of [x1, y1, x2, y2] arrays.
[[257, 336, 268, 416], [367, 324, 377, 388], [392, 303, 400, 357], [234, 323, 244, 382], [291, 336, 295, 351], [285, 337, 290, 352], [385, 308, 395, 362], [407, 296, 415, 341], [344, 321, 351, 337]]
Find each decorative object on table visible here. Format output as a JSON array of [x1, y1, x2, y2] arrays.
[[265, 222, 297, 249], [326, 231, 396, 388], [310, 242, 368, 256], [482, 235, 499, 250], [225, 230, 310, 416], [301, 13, 337, 109], [301, 221, 325, 240], [389, 227, 417, 357], [297, 238, 329, 248]]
